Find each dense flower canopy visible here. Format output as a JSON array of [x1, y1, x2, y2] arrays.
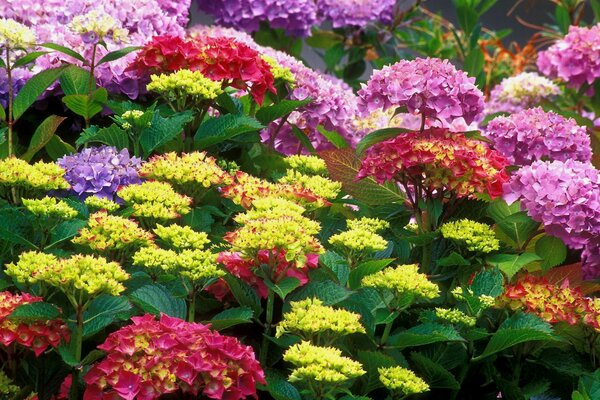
[[485, 72, 560, 115]]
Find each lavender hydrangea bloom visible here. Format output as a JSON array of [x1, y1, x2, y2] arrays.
[[582, 236, 600, 280], [485, 72, 560, 115], [316, 0, 395, 28], [504, 160, 600, 249], [358, 58, 485, 127], [58, 146, 142, 200], [537, 24, 600, 88], [0, 68, 32, 109], [197, 0, 318, 37], [485, 107, 592, 166]]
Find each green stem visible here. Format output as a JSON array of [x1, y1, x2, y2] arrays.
[[259, 289, 275, 366], [85, 44, 98, 129], [188, 288, 197, 323], [6, 46, 13, 157], [68, 300, 84, 400], [380, 319, 394, 346]]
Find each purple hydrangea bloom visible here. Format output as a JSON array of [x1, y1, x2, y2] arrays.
[[504, 160, 600, 249], [537, 24, 600, 88], [582, 236, 600, 280], [197, 0, 318, 37], [485, 72, 560, 115], [485, 107, 592, 166], [358, 57, 485, 127], [316, 0, 395, 28], [58, 146, 142, 200], [0, 68, 32, 109]]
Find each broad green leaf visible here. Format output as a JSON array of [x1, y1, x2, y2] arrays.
[[410, 352, 460, 389], [319, 251, 350, 286], [140, 110, 194, 156], [287, 281, 351, 307], [356, 350, 398, 393], [129, 284, 187, 319], [265, 277, 301, 300], [210, 307, 254, 330], [0, 105, 5, 121], [317, 125, 349, 149], [13, 51, 49, 68], [470, 267, 504, 297], [255, 98, 311, 124], [45, 135, 76, 160], [10, 302, 61, 320], [436, 252, 470, 267], [348, 259, 395, 290], [47, 219, 88, 249], [290, 124, 316, 154], [13, 66, 66, 120], [63, 88, 107, 119], [80, 350, 106, 366], [487, 198, 521, 222], [486, 252, 541, 279], [477, 313, 558, 359], [76, 124, 128, 149], [0, 225, 36, 249], [40, 43, 86, 63], [496, 211, 540, 249], [194, 114, 263, 150], [60, 65, 93, 95], [223, 275, 262, 316], [555, 5, 570, 34], [96, 46, 141, 66], [215, 92, 242, 114], [262, 369, 302, 400], [21, 115, 66, 161], [388, 322, 464, 349], [535, 235, 567, 271], [356, 127, 411, 156], [83, 295, 132, 338]]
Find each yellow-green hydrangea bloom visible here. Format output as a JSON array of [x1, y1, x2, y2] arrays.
[[120, 109, 150, 130], [133, 246, 222, 282], [153, 224, 209, 250], [118, 181, 192, 220], [69, 9, 127, 43], [0, 370, 19, 397], [5, 251, 58, 285], [84, 196, 120, 213], [378, 366, 429, 395], [284, 341, 365, 383], [0, 158, 69, 194], [23, 196, 78, 220], [262, 55, 295, 84], [0, 18, 36, 49], [276, 298, 365, 341], [283, 155, 327, 176], [329, 228, 388, 255], [147, 70, 224, 100], [72, 211, 154, 253], [279, 170, 342, 200], [435, 308, 476, 327], [347, 217, 389, 233], [440, 219, 500, 253], [361, 264, 440, 302], [234, 197, 306, 225]]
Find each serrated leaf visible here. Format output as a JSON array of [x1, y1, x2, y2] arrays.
[[436, 252, 470, 267], [317, 125, 349, 149], [13, 66, 66, 120], [535, 235, 567, 271], [60, 65, 93, 95], [256, 99, 311, 124], [470, 267, 504, 297], [10, 302, 61, 321], [45, 135, 76, 160], [487, 198, 521, 223], [478, 313, 558, 359], [265, 277, 301, 300], [348, 259, 395, 290], [140, 110, 194, 156], [13, 51, 49, 68], [486, 252, 541, 279], [210, 307, 254, 330], [40, 43, 86, 63], [410, 352, 460, 389], [47, 219, 87, 249], [319, 251, 350, 286], [320, 148, 404, 205], [388, 323, 464, 349], [21, 115, 66, 161], [263, 369, 302, 400], [287, 281, 351, 307], [496, 211, 540, 249], [63, 88, 107, 119], [129, 284, 186, 319], [223, 275, 262, 316], [356, 127, 412, 156], [195, 114, 263, 150], [356, 350, 398, 393], [76, 124, 128, 149], [290, 124, 316, 154], [96, 46, 141, 66], [83, 295, 132, 338]]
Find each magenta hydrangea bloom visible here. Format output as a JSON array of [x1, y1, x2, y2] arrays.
[[504, 160, 600, 249], [537, 24, 600, 88], [57, 146, 142, 200], [316, 0, 395, 28], [358, 57, 485, 126], [197, 0, 318, 37], [485, 72, 560, 115], [485, 107, 592, 166], [582, 236, 600, 280]]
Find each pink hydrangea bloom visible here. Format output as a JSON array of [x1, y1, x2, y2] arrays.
[[316, 0, 395, 28], [485, 72, 560, 115], [582, 236, 600, 280]]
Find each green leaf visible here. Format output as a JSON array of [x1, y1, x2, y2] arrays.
[[477, 313, 558, 359], [80, 350, 106, 367], [96, 46, 141, 66], [13, 51, 49, 68], [10, 302, 61, 321], [319, 251, 350, 286], [13, 66, 66, 120], [40, 43, 86, 63], [287, 281, 351, 307], [348, 259, 395, 290], [215, 92, 242, 114], [487, 198, 521, 223], [356, 128, 411, 156], [436, 252, 470, 267], [0, 225, 36, 249], [129, 284, 186, 319], [317, 125, 349, 149], [486, 252, 541, 279], [76, 124, 128, 149], [194, 114, 263, 150], [21, 115, 66, 161], [470, 267, 504, 297], [356, 350, 398, 393], [210, 306, 254, 330], [60, 65, 93, 95], [45, 135, 76, 160], [263, 369, 302, 400], [410, 352, 460, 389], [62, 88, 107, 119], [255, 98, 311, 124], [496, 211, 540, 249], [535, 235, 567, 271], [223, 275, 262, 316], [0, 105, 5, 121], [388, 323, 464, 349], [47, 219, 88, 249], [555, 5, 571, 34], [290, 124, 316, 154], [139, 110, 194, 156], [83, 295, 132, 338], [265, 277, 301, 300]]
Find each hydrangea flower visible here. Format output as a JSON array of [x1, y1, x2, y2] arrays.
[[503, 160, 600, 249], [284, 155, 328, 176], [316, 0, 395, 28], [133, 247, 222, 282], [582, 236, 600, 280], [84, 196, 120, 212], [358, 58, 485, 126], [485, 107, 591, 166], [434, 308, 476, 327], [361, 264, 440, 305], [378, 366, 429, 395], [117, 181, 192, 221], [0, 18, 36, 49], [485, 72, 560, 115], [537, 24, 600, 88], [329, 225, 388, 258], [278, 170, 342, 200], [0, 67, 31, 109], [0, 158, 68, 202], [68, 9, 128, 44], [153, 224, 210, 250], [440, 219, 500, 253], [22, 197, 78, 220], [147, 69, 224, 101], [57, 146, 141, 201], [84, 314, 265, 400]]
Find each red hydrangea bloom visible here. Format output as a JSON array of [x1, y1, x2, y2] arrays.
[[128, 35, 202, 76], [357, 128, 510, 199], [0, 291, 69, 357], [208, 250, 319, 299], [84, 314, 265, 400]]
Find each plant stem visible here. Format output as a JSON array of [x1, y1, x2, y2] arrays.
[[259, 289, 275, 366], [85, 44, 98, 129], [188, 288, 197, 322], [268, 113, 289, 149], [6, 47, 14, 157], [69, 301, 85, 400], [380, 320, 394, 346]]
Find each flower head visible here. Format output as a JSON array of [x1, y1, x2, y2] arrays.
[[485, 107, 591, 166], [316, 0, 395, 28], [0, 371, 20, 397], [434, 308, 476, 327], [133, 247, 222, 282], [283, 155, 328, 176], [0, 158, 68, 201], [582, 236, 600, 280], [329, 227, 388, 256], [0, 18, 35, 49], [486, 72, 560, 115], [23, 196, 78, 220], [440, 219, 500, 253], [69, 9, 127, 44], [153, 224, 209, 250], [378, 366, 429, 395], [84, 196, 121, 212], [147, 69, 224, 100], [279, 170, 342, 200], [117, 181, 192, 221], [358, 58, 485, 126], [347, 217, 389, 233], [262, 55, 295, 84], [362, 264, 440, 304]]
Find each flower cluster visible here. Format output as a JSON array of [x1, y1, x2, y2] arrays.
[[440, 219, 500, 253], [84, 314, 265, 400], [276, 298, 365, 342], [283, 341, 365, 383], [347, 217, 389, 232], [262, 55, 295, 84], [84, 196, 121, 212], [153, 224, 210, 250], [0, 371, 19, 397], [358, 58, 485, 126], [0, 291, 69, 356], [68, 9, 127, 44], [537, 24, 600, 88], [378, 366, 430, 396], [139, 152, 232, 201], [0, 67, 31, 109], [0, 18, 36, 49], [0, 158, 68, 200], [147, 69, 224, 100], [284, 155, 328, 176], [358, 128, 510, 199], [329, 225, 388, 258], [316, 0, 395, 28], [72, 211, 154, 255], [58, 146, 141, 201], [485, 72, 560, 115], [362, 264, 440, 305], [504, 160, 600, 249], [7, 252, 129, 298], [128, 35, 201, 76], [485, 108, 591, 166], [23, 197, 78, 220], [582, 236, 600, 280], [434, 308, 476, 327], [133, 246, 222, 282], [278, 170, 342, 200], [353, 107, 405, 136], [118, 181, 192, 221]]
